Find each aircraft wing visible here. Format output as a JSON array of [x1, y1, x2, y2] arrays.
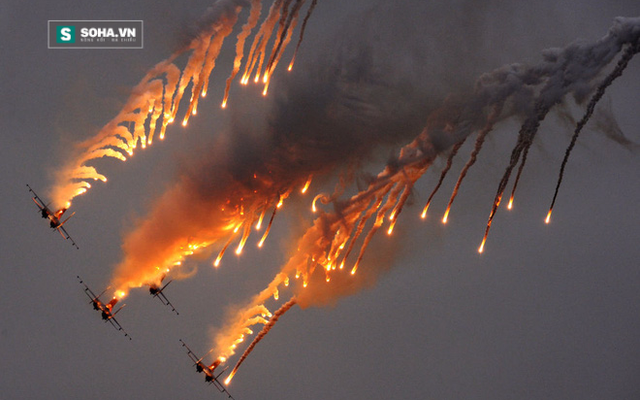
[[212, 382, 235, 400], [107, 316, 132, 340], [58, 226, 79, 249], [212, 368, 235, 399], [153, 282, 179, 314], [78, 276, 99, 301], [180, 339, 201, 364], [156, 291, 179, 314], [26, 184, 48, 211]]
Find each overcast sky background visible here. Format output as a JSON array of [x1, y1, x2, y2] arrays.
[[1, 1, 639, 399]]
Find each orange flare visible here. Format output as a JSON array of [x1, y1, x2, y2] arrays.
[[442, 208, 450, 224], [114, 290, 127, 300], [213, 254, 222, 268], [545, 210, 552, 224], [301, 175, 312, 194], [256, 209, 266, 230], [507, 196, 514, 210], [387, 220, 397, 235], [421, 203, 430, 219], [478, 238, 486, 254], [312, 194, 324, 213]]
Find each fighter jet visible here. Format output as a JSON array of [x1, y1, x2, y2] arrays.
[[27, 184, 78, 249]]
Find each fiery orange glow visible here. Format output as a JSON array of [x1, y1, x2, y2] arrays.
[[421, 203, 429, 219], [312, 193, 324, 213], [255, 208, 266, 230], [545, 209, 552, 224], [387, 219, 397, 235], [478, 238, 486, 254], [301, 175, 312, 194], [442, 207, 450, 224], [507, 196, 514, 210]]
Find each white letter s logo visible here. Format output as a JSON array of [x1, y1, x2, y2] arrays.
[[61, 27, 71, 41]]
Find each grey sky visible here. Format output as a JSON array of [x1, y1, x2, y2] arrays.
[[1, 1, 639, 399]]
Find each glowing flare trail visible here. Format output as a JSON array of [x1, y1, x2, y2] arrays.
[[222, 0, 263, 108], [262, 0, 294, 82], [288, 0, 318, 71], [258, 204, 278, 248], [264, 0, 305, 82], [547, 38, 640, 222], [226, 297, 297, 384], [301, 175, 313, 194], [420, 136, 467, 219], [338, 193, 385, 269], [241, 0, 284, 85], [477, 18, 640, 250]]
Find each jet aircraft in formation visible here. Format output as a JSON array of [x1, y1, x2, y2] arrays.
[[27, 184, 78, 249]]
